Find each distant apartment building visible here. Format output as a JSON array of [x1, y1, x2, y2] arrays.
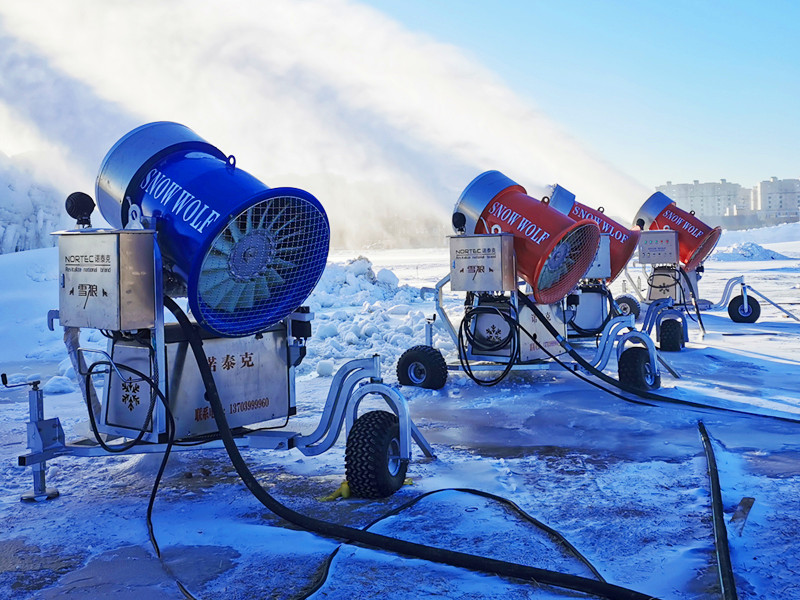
[[656, 179, 750, 217], [656, 177, 800, 229], [753, 177, 800, 221]]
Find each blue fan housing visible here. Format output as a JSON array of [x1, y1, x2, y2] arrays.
[[96, 122, 329, 337]]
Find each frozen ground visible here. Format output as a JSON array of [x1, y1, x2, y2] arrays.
[[1, 229, 799, 599]]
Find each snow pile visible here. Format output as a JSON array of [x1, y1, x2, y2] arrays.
[[0, 152, 68, 254], [301, 256, 453, 378], [710, 242, 790, 262]]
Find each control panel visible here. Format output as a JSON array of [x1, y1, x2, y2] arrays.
[[450, 233, 516, 292], [638, 229, 678, 264]]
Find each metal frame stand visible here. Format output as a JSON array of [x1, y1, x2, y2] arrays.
[[419, 272, 664, 380], [13, 357, 433, 481], [2, 374, 61, 501], [624, 266, 800, 323], [711, 277, 800, 322]]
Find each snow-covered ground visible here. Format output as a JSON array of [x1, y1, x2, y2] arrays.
[[1, 228, 799, 599]]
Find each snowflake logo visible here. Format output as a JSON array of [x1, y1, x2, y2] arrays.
[[121, 381, 140, 412], [484, 324, 504, 343]]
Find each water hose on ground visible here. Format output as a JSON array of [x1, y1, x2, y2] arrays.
[[163, 295, 657, 600], [515, 291, 800, 425], [698, 422, 739, 600]]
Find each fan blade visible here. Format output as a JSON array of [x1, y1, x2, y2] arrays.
[[201, 253, 230, 273], [200, 278, 236, 310], [211, 235, 234, 254], [237, 282, 256, 311], [225, 281, 247, 311], [263, 267, 284, 288], [254, 278, 271, 301], [271, 257, 296, 271], [264, 204, 289, 232], [228, 220, 244, 243], [245, 207, 255, 235], [275, 244, 305, 255]]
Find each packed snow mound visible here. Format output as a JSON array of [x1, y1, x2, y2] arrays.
[[301, 256, 453, 378], [710, 242, 790, 262], [0, 152, 68, 254]]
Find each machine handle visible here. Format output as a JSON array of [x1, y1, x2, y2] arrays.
[[1, 373, 41, 389]]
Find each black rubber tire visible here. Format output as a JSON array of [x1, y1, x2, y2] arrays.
[[728, 295, 761, 323], [659, 319, 684, 352], [345, 411, 407, 498], [618, 347, 661, 390], [396, 345, 447, 389], [614, 295, 641, 320]]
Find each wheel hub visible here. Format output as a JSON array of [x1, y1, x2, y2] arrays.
[[387, 437, 402, 477], [407, 362, 427, 385]]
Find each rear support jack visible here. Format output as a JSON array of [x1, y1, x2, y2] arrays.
[[2, 374, 60, 501]]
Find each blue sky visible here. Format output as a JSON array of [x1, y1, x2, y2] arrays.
[[361, 0, 799, 188]]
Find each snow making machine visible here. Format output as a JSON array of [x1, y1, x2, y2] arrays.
[[545, 186, 689, 356], [12, 121, 433, 502], [619, 192, 799, 328], [396, 170, 670, 392]]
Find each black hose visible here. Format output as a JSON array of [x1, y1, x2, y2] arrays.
[[363, 487, 608, 582], [518, 325, 654, 408], [515, 291, 800, 425], [83, 360, 159, 453], [679, 268, 706, 335], [568, 285, 616, 337], [163, 296, 658, 600], [457, 304, 519, 386], [697, 422, 739, 600], [82, 359, 178, 560], [298, 486, 608, 599]]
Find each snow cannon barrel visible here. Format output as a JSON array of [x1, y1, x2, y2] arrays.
[[453, 170, 601, 304], [546, 185, 641, 282], [95, 121, 330, 337], [634, 192, 721, 272]]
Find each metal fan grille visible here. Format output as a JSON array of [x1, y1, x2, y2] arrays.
[[196, 195, 329, 336], [535, 223, 600, 304]]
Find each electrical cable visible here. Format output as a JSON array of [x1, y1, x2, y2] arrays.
[[697, 422, 739, 600], [679, 268, 706, 335], [646, 268, 682, 301], [163, 295, 658, 600], [297, 486, 608, 599], [568, 284, 616, 337], [515, 291, 800, 426], [81, 358, 178, 558], [517, 324, 654, 409], [83, 360, 159, 453], [457, 303, 519, 386]]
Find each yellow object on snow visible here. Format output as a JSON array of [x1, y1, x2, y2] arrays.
[[318, 481, 351, 501]]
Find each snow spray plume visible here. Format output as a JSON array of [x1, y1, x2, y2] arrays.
[[0, 0, 649, 249]]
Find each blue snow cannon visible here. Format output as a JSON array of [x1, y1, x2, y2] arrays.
[[95, 121, 329, 337]]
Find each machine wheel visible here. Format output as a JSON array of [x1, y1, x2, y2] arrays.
[[345, 411, 407, 498], [659, 319, 684, 352], [396, 345, 447, 389], [728, 295, 760, 323], [614, 295, 641, 320], [618, 347, 661, 391]]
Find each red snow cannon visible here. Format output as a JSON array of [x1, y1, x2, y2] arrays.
[[453, 170, 601, 304], [546, 185, 641, 282], [634, 192, 721, 272]]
